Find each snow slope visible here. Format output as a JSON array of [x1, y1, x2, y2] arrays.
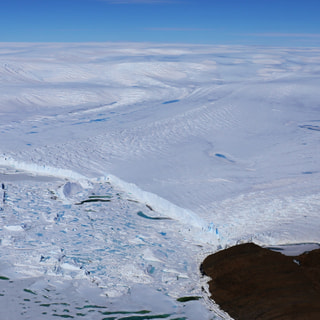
[[0, 43, 320, 319]]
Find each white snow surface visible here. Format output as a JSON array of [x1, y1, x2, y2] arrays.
[[0, 42, 320, 319]]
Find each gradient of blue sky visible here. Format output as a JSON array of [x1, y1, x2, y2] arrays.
[[1, 0, 320, 46]]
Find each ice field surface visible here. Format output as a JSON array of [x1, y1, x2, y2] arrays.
[[0, 43, 320, 319]]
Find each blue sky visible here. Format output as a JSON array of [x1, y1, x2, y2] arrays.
[[1, 0, 320, 46]]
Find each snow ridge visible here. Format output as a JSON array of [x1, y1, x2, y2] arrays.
[[0, 156, 90, 187], [0, 156, 218, 243], [100, 174, 215, 234]]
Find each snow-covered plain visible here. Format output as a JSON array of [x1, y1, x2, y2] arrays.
[[0, 42, 320, 319]]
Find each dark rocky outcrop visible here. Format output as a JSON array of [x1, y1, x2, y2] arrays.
[[201, 243, 320, 320]]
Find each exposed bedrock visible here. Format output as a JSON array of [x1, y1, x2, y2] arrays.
[[201, 242, 320, 320]]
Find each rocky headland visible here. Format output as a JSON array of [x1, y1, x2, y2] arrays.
[[201, 242, 320, 320]]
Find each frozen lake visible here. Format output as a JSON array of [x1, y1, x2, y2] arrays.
[[0, 43, 319, 319]]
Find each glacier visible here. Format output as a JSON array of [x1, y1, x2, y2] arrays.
[[0, 42, 319, 319]]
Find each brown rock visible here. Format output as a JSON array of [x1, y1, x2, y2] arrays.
[[201, 243, 320, 320]]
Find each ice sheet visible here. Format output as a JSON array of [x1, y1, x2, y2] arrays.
[[0, 43, 320, 319]]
